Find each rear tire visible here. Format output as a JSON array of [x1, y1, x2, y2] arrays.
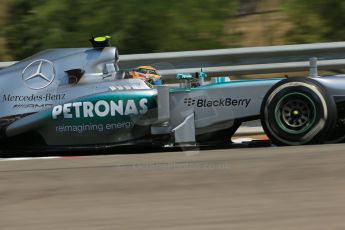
[[261, 78, 337, 146]]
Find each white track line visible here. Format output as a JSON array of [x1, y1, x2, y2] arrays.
[[0, 157, 60, 162], [232, 138, 255, 144]]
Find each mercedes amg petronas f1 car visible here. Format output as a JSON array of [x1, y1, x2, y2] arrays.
[[1, 36, 345, 151]]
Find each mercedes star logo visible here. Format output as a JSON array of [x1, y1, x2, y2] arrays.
[[22, 59, 56, 90]]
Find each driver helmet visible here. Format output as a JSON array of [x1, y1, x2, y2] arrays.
[[129, 66, 162, 85]]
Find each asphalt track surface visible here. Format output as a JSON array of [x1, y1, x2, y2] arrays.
[[2, 144, 345, 229]]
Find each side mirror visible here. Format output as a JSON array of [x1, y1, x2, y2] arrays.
[[176, 73, 193, 80], [176, 73, 193, 89], [196, 71, 207, 79]]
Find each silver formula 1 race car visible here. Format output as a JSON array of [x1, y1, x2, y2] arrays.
[[1, 36, 345, 151]]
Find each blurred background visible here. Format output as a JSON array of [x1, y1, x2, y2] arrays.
[[0, 0, 345, 61]]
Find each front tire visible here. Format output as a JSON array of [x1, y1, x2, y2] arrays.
[[261, 78, 337, 146]]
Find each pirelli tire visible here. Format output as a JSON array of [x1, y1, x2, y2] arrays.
[[261, 78, 337, 146]]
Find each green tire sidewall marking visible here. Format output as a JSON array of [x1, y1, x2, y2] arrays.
[[274, 92, 317, 135]]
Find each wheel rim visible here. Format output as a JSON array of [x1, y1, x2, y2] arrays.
[[274, 93, 317, 134]]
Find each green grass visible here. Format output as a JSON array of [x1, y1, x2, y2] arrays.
[[0, 1, 10, 61], [0, 0, 291, 62]]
